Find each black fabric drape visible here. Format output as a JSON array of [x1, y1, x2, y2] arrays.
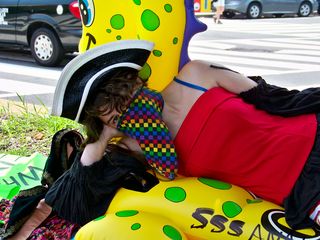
[[1, 128, 158, 238], [45, 148, 158, 226], [240, 76, 320, 117], [0, 129, 83, 239]]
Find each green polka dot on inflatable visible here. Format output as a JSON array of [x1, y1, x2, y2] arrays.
[[173, 37, 178, 44], [138, 63, 151, 81], [94, 215, 106, 221], [110, 14, 125, 30], [164, 4, 172, 13], [163, 225, 182, 240], [141, 9, 160, 31], [116, 35, 122, 40], [222, 201, 242, 218], [116, 210, 139, 217], [133, 0, 141, 5], [198, 177, 232, 190], [106, 29, 112, 33], [153, 49, 162, 57], [131, 223, 141, 230], [165, 187, 186, 203]]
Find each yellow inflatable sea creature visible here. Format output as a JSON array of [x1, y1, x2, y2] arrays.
[[74, 1, 320, 239], [78, 0, 207, 91], [76, 177, 320, 240]]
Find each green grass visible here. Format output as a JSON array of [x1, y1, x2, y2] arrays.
[[0, 97, 83, 156]]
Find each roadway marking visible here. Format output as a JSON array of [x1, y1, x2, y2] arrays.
[[0, 78, 56, 98], [0, 62, 61, 80], [190, 19, 320, 76], [1, 19, 319, 99], [0, 62, 60, 99]]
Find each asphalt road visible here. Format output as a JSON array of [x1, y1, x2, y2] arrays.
[[192, 15, 320, 89], [0, 15, 319, 108]]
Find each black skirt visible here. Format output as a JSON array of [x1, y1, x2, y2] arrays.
[[284, 113, 320, 229]]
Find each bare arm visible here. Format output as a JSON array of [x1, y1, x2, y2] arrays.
[[81, 125, 123, 166], [177, 60, 257, 94]]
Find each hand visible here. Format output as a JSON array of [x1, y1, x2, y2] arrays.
[[99, 124, 123, 144], [118, 136, 142, 153]]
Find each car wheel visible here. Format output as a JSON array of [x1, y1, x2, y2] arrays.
[[30, 28, 65, 67], [223, 11, 235, 18], [298, 2, 311, 17], [247, 3, 262, 19]]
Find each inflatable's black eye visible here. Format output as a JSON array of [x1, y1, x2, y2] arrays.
[[79, 0, 95, 26]]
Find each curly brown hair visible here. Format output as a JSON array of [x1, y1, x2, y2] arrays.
[[82, 69, 145, 144]]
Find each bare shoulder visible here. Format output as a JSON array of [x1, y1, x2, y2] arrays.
[[178, 60, 257, 94], [176, 60, 219, 90]]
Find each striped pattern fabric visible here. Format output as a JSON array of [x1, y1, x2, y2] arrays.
[[117, 87, 178, 179]]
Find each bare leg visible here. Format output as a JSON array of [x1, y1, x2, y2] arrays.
[[213, 10, 217, 22], [8, 200, 52, 240], [215, 6, 224, 24]]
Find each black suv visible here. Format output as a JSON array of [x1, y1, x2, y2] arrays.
[[0, 0, 82, 66]]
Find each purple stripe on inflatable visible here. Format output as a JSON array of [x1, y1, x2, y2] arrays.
[[179, 0, 207, 71]]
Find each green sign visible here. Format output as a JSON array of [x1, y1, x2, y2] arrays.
[[0, 153, 46, 200]]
